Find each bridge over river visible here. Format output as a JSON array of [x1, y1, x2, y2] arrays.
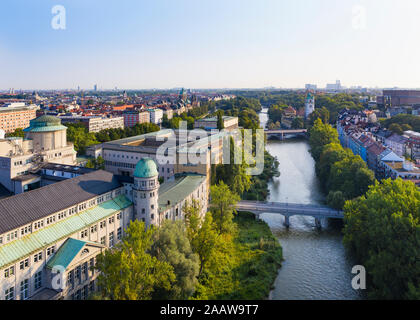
[[236, 200, 343, 228], [264, 129, 308, 140]]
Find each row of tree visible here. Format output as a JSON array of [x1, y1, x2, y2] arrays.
[[65, 122, 160, 155], [309, 118, 375, 209]]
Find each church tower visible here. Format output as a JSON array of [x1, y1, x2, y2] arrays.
[[133, 158, 160, 227], [304, 91, 315, 119]]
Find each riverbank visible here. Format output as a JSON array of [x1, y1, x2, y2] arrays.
[[194, 211, 283, 300]]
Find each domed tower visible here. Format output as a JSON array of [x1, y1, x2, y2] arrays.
[[133, 157, 160, 227], [24, 115, 68, 153]]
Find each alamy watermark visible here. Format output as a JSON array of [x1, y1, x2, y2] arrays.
[[155, 121, 265, 176], [51, 5, 66, 30], [351, 265, 366, 290]]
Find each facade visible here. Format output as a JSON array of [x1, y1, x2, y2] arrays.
[[384, 134, 408, 157], [403, 130, 420, 163], [0, 103, 39, 133], [59, 116, 124, 133], [377, 90, 420, 108], [0, 115, 77, 193], [123, 110, 150, 127], [304, 92, 315, 119], [194, 116, 239, 131], [0, 158, 209, 300], [148, 109, 163, 125]]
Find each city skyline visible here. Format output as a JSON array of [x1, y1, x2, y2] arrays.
[[1, 0, 420, 90]]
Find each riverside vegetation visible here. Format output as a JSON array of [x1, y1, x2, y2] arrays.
[[308, 117, 419, 300]]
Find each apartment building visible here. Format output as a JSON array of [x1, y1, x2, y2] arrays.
[[0, 103, 39, 133]]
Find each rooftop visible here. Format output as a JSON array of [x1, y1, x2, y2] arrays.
[[158, 174, 206, 212], [0, 170, 121, 235]]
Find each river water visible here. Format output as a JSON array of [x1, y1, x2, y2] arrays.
[[259, 109, 363, 300]]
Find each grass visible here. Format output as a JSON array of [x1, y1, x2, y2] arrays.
[[194, 211, 283, 300]]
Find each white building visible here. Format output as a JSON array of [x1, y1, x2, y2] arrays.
[[148, 109, 163, 125]]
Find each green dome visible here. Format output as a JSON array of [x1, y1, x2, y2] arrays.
[[24, 115, 67, 133], [134, 157, 158, 178]]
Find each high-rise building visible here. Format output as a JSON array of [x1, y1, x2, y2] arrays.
[[305, 92, 315, 119], [94, 84, 97, 92], [0, 103, 39, 133]]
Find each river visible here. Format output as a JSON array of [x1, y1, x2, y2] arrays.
[[259, 109, 363, 300]]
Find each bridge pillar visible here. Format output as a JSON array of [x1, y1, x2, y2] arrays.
[[315, 217, 322, 229], [284, 215, 290, 228]]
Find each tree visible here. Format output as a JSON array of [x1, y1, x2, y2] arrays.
[[326, 190, 345, 210], [184, 200, 219, 276], [316, 143, 350, 191], [5, 128, 25, 138], [309, 118, 340, 162], [94, 220, 175, 300], [85, 156, 105, 170], [291, 117, 304, 129], [328, 154, 375, 199], [151, 221, 199, 300], [401, 124, 412, 132], [210, 182, 240, 235], [308, 106, 330, 125], [389, 123, 404, 135], [343, 179, 420, 299], [217, 111, 224, 130]]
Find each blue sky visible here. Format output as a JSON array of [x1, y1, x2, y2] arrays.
[[1, 0, 420, 90]]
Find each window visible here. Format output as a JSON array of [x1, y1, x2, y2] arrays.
[[34, 271, 42, 290], [81, 230, 88, 239], [34, 252, 42, 263], [4, 266, 14, 278], [100, 220, 106, 229], [19, 258, 29, 270], [75, 266, 81, 283], [20, 279, 29, 300], [117, 228, 122, 240], [82, 285, 88, 300], [82, 262, 88, 279], [90, 225, 97, 233], [89, 280, 95, 293], [151, 214, 154, 220], [5, 287, 14, 300], [142, 208, 145, 214], [75, 289, 81, 300], [108, 216, 114, 224], [47, 246, 55, 256], [116, 212, 121, 220], [89, 258, 95, 273], [67, 270, 74, 288], [100, 236, 106, 245], [109, 232, 114, 247]]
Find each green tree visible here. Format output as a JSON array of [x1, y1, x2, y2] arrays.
[[309, 106, 330, 125], [5, 128, 25, 138], [94, 220, 175, 300], [343, 179, 420, 299], [316, 143, 349, 191], [401, 124, 412, 132], [291, 117, 304, 129], [389, 123, 404, 135], [210, 182, 240, 235], [328, 154, 375, 199], [151, 220, 199, 300], [309, 118, 340, 162], [217, 111, 224, 130], [326, 190, 345, 210]]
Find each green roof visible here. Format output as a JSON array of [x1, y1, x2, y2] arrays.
[[134, 157, 158, 178], [0, 194, 132, 269], [46, 238, 86, 270], [158, 174, 206, 212], [24, 115, 67, 133]]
